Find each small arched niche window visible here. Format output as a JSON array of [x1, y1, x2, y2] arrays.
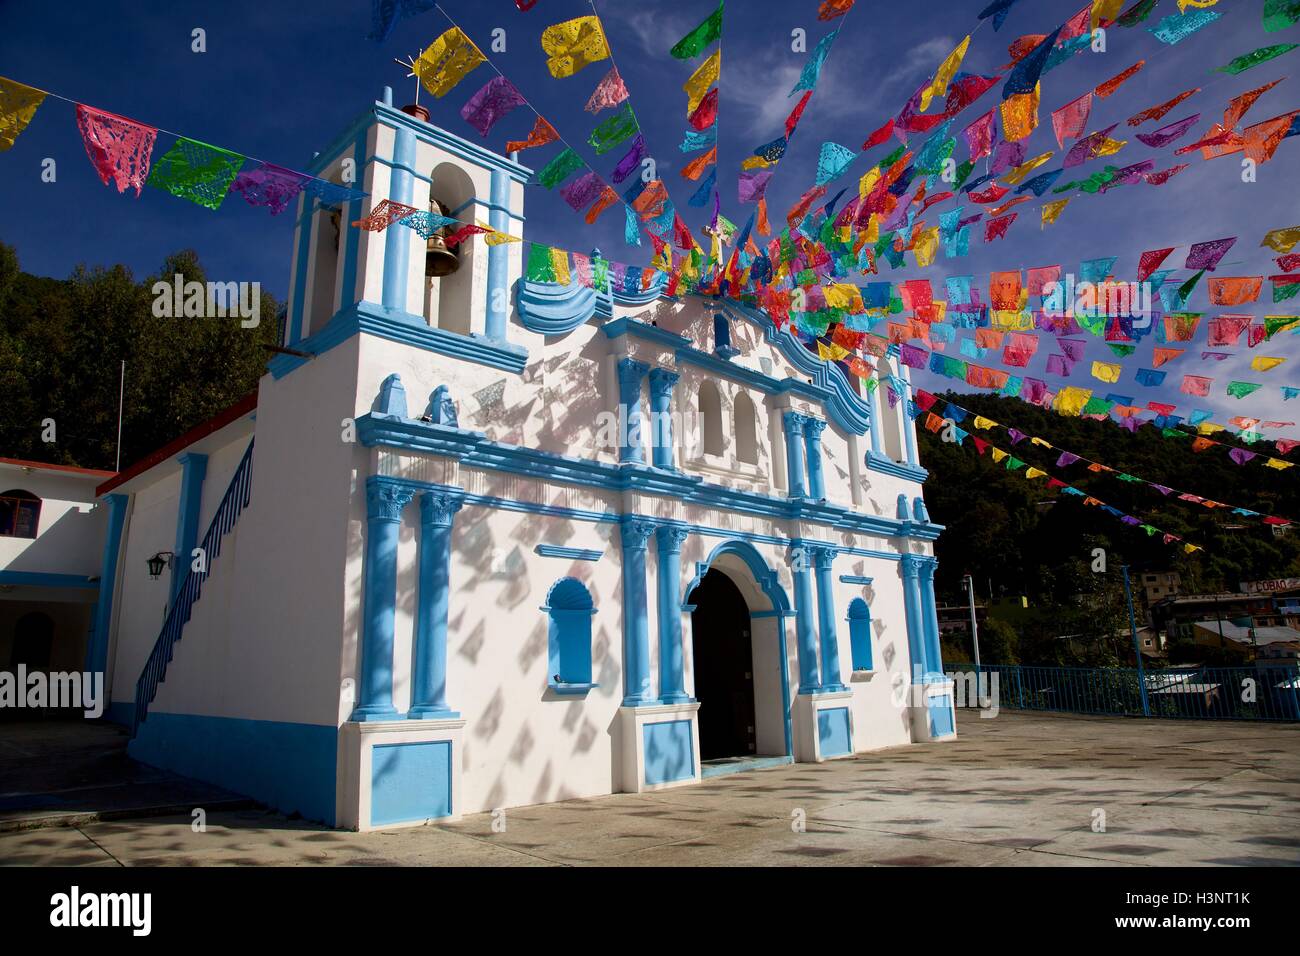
[[699, 380, 724, 458], [847, 598, 873, 671], [426, 162, 478, 336], [0, 489, 41, 539], [733, 391, 759, 465], [876, 355, 904, 461], [543, 577, 597, 695]]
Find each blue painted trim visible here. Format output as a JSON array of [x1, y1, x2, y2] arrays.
[[171, 452, 208, 604], [604, 316, 690, 350], [840, 575, 874, 586], [450, 195, 525, 222], [813, 552, 845, 692], [0, 570, 98, 589], [864, 450, 930, 485], [368, 152, 433, 185], [288, 193, 312, 346], [534, 544, 603, 561], [722, 299, 873, 436], [817, 706, 852, 758], [371, 740, 452, 826], [382, 126, 416, 312], [302, 101, 533, 185], [643, 719, 696, 785], [700, 754, 793, 779], [338, 128, 368, 313], [267, 300, 529, 379], [353, 477, 410, 722], [485, 169, 510, 342], [128, 711, 337, 826], [355, 417, 941, 542], [409, 491, 463, 719], [620, 518, 655, 706], [928, 694, 955, 738], [516, 277, 610, 335], [86, 494, 128, 675]]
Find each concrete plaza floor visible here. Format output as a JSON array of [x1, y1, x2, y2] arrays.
[[2, 711, 1298, 866]]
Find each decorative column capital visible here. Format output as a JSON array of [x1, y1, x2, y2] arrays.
[[808, 543, 839, 569], [648, 366, 680, 397], [655, 523, 690, 554], [803, 417, 827, 440], [617, 356, 651, 388], [916, 555, 938, 580], [899, 552, 925, 579], [619, 516, 658, 550], [420, 490, 465, 528], [783, 410, 807, 436], [365, 479, 414, 522]]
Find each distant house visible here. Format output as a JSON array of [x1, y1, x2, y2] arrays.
[[1190, 619, 1300, 661], [0, 457, 116, 684], [1139, 571, 1181, 607]]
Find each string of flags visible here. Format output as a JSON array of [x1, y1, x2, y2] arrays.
[[0, 75, 366, 213], [916, 392, 1296, 520], [927, 396, 1208, 555]]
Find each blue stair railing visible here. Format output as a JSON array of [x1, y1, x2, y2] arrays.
[[132, 439, 254, 735]]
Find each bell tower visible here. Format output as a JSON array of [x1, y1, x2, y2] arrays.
[[279, 86, 531, 376]]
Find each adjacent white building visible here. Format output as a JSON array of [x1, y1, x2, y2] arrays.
[[4, 90, 954, 830]]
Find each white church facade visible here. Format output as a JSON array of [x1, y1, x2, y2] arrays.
[[7, 90, 955, 830]]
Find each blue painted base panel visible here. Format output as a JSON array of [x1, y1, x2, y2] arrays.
[[817, 707, 853, 758], [643, 720, 695, 785], [700, 754, 794, 779], [929, 697, 956, 738], [371, 741, 452, 827], [128, 712, 338, 826]]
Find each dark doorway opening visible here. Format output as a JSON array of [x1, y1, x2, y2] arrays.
[[688, 568, 756, 761]]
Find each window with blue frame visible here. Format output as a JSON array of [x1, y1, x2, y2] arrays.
[[847, 597, 873, 671], [544, 577, 597, 695]]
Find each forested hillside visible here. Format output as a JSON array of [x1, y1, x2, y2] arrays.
[[917, 390, 1300, 663], [0, 242, 280, 470]]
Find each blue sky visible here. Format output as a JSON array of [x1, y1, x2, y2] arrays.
[[0, 0, 1297, 428]]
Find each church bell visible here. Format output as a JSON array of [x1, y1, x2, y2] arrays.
[[425, 198, 459, 278]]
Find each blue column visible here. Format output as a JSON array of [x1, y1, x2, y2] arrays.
[[655, 525, 691, 703], [354, 479, 414, 721], [86, 493, 128, 678], [782, 411, 807, 498], [900, 366, 919, 466], [868, 384, 884, 457], [900, 554, 927, 684], [803, 417, 827, 501], [789, 543, 820, 694], [620, 517, 658, 706], [917, 557, 943, 678], [171, 452, 208, 603], [409, 491, 464, 719], [382, 126, 416, 312], [485, 168, 510, 341], [617, 357, 650, 464], [647, 368, 679, 470], [811, 545, 846, 692]]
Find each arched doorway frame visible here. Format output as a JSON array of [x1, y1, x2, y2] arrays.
[[682, 539, 794, 758]]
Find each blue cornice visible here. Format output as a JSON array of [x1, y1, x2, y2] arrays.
[[534, 545, 603, 561], [604, 317, 692, 350], [517, 279, 610, 335], [301, 102, 534, 186], [516, 277, 666, 337], [356, 413, 937, 540], [840, 575, 875, 586], [864, 451, 929, 484], [268, 301, 529, 379]]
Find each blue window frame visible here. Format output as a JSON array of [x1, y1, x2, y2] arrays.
[[543, 577, 598, 695], [847, 597, 873, 671]]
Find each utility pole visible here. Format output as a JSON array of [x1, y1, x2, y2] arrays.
[[964, 573, 981, 673], [115, 360, 125, 473], [1121, 565, 1150, 717]]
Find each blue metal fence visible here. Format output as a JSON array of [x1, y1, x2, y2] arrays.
[[132, 439, 254, 734], [948, 662, 1300, 722]]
